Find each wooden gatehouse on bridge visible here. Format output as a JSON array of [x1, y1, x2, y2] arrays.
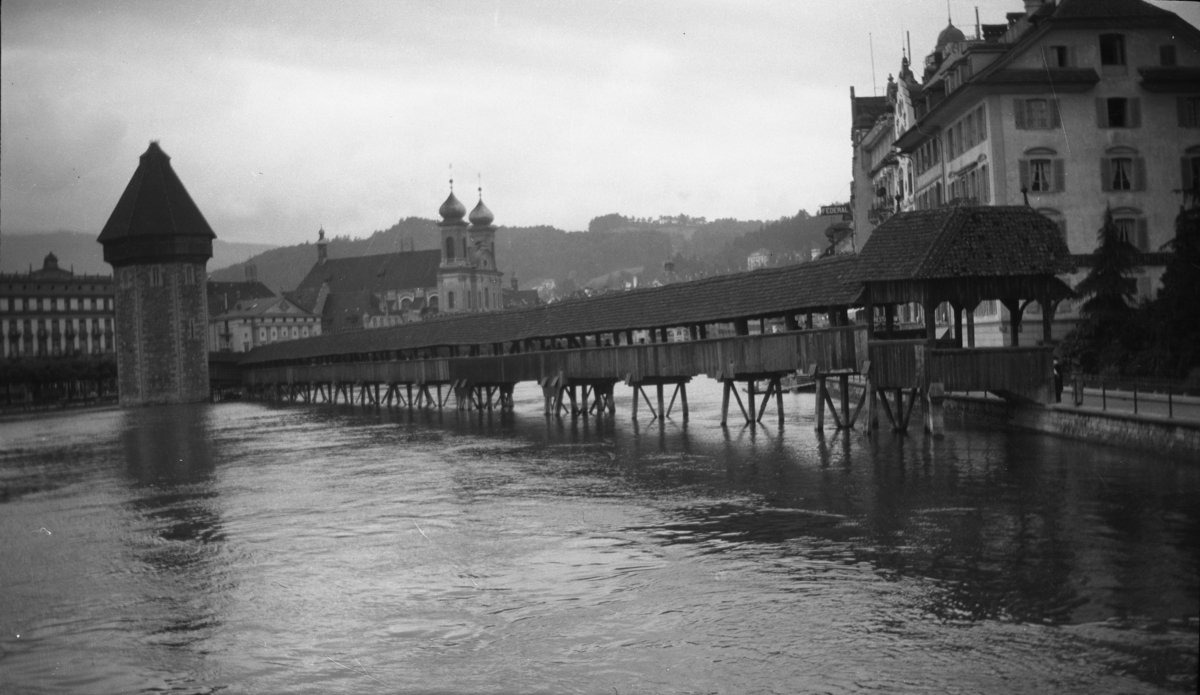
[[230, 206, 1074, 435]]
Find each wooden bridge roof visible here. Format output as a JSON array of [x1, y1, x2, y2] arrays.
[[853, 207, 1075, 282], [851, 206, 1075, 306], [240, 254, 861, 364]]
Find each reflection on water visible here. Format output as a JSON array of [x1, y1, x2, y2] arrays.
[[1, 381, 1197, 694]]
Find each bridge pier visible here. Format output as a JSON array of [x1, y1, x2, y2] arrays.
[[628, 377, 690, 423], [721, 374, 788, 427], [814, 372, 868, 432]]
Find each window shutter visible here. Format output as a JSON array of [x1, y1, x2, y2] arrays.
[[1101, 158, 1112, 191], [1096, 98, 1109, 128], [1184, 157, 1195, 193], [1068, 46, 1078, 68], [1053, 159, 1065, 192], [1019, 159, 1031, 190], [1050, 99, 1061, 128], [978, 108, 988, 141], [1134, 157, 1147, 191], [1136, 218, 1149, 251], [1014, 99, 1027, 129], [1181, 97, 1191, 127], [1129, 98, 1141, 127]]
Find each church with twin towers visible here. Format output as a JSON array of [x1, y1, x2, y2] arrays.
[[288, 180, 525, 335]]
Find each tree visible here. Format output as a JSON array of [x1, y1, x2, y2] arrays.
[[1149, 204, 1200, 378], [1060, 208, 1142, 374], [1075, 207, 1140, 323]]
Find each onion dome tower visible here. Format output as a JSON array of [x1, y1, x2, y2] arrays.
[[467, 187, 503, 312], [97, 141, 215, 406], [437, 179, 471, 313]]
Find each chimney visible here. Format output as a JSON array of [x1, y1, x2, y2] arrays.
[[244, 263, 257, 282], [1024, 0, 1042, 15], [511, 275, 519, 291], [317, 228, 328, 265]]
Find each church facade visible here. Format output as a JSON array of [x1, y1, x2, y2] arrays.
[[290, 185, 509, 332]]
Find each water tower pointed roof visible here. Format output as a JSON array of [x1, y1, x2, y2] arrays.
[[98, 141, 216, 243], [469, 195, 494, 227], [97, 141, 215, 265]]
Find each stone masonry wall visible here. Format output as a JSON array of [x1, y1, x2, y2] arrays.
[[114, 262, 210, 406]]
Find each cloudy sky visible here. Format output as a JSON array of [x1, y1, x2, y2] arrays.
[[3, 0, 1197, 245]]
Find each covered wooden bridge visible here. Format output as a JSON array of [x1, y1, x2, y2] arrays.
[[234, 206, 1074, 434]]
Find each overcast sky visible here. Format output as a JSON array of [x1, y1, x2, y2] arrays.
[[3, 0, 1197, 245]]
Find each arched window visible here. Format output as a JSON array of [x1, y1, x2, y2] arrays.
[[447, 291, 455, 310], [462, 238, 469, 258], [444, 237, 455, 260]]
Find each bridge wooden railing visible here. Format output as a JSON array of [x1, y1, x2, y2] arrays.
[[868, 340, 1055, 404], [241, 326, 867, 387]]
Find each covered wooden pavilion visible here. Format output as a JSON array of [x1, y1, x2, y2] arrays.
[[852, 206, 1076, 347]]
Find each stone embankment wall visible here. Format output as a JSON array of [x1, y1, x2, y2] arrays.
[[944, 395, 1200, 459]]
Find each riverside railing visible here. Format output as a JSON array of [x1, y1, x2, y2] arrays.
[[1070, 373, 1199, 420]]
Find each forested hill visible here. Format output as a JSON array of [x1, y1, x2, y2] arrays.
[[209, 210, 843, 295]]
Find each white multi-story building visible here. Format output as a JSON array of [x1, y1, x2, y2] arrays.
[[851, 0, 1199, 345]]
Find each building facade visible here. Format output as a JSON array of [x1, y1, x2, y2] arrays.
[[0, 253, 115, 358], [851, 0, 1200, 345], [97, 142, 215, 406], [208, 295, 321, 353]]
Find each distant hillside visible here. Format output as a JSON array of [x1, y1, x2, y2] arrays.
[[1, 230, 276, 277], [207, 209, 840, 297], [728, 212, 841, 265]]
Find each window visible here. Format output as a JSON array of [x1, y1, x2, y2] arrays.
[[1112, 158, 1133, 190], [1047, 45, 1069, 68], [1179, 97, 1200, 128], [1100, 153, 1147, 192], [1014, 98, 1059, 129], [1114, 217, 1148, 251], [1020, 155, 1063, 193], [184, 265, 195, 285], [1183, 153, 1200, 194], [447, 291, 455, 310], [1031, 160, 1052, 191], [979, 164, 990, 203], [1160, 45, 1177, 67], [445, 237, 455, 260], [1097, 97, 1140, 128], [1099, 34, 1126, 66]]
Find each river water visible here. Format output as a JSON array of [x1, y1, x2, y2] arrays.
[[1, 380, 1197, 694]]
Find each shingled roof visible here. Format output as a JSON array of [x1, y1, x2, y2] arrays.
[[291, 249, 442, 329], [98, 142, 216, 243], [241, 255, 862, 364], [207, 280, 276, 318], [853, 206, 1075, 283]]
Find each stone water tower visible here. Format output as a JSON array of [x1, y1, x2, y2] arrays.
[[97, 142, 215, 406]]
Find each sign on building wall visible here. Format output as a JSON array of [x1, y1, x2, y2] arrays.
[[819, 204, 852, 217]]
